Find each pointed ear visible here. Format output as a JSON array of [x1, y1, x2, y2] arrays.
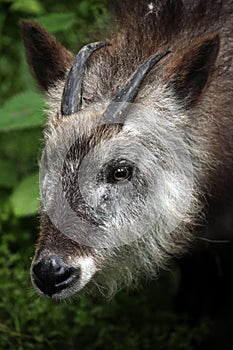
[[166, 33, 220, 108], [21, 20, 74, 91]]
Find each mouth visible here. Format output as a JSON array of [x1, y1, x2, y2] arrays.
[[31, 255, 96, 299]]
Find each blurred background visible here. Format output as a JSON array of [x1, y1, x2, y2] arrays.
[[0, 0, 232, 349]]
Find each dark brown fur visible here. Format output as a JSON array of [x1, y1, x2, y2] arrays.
[[21, 0, 233, 298], [88, 0, 230, 88], [21, 20, 74, 91], [22, 0, 233, 236], [35, 214, 92, 261], [83, 0, 233, 207]]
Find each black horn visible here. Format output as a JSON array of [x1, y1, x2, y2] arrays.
[[102, 50, 170, 123], [61, 42, 108, 116]]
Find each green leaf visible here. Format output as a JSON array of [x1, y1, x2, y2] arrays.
[[36, 13, 76, 33], [78, 2, 92, 18], [10, 0, 44, 15], [0, 159, 18, 188], [0, 91, 45, 132], [10, 173, 39, 217]]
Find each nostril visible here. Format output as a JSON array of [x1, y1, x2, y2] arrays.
[[32, 256, 80, 297], [33, 257, 69, 284]]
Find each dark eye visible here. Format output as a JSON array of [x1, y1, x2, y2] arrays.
[[98, 159, 134, 184], [112, 166, 131, 182]]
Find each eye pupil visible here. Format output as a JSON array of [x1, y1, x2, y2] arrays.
[[113, 167, 130, 181], [99, 159, 134, 184]]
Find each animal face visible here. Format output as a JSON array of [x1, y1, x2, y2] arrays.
[[21, 0, 225, 299], [32, 100, 196, 298]]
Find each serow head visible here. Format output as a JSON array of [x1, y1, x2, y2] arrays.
[[22, 21, 219, 299]]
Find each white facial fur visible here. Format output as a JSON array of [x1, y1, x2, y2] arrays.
[[36, 79, 210, 298]]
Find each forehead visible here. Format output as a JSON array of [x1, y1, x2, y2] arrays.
[[63, 124, 123, 167], [48, 106, 121, 140], [44, 108, 125, 170]]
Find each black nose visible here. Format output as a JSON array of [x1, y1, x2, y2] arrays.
[[31, 256, 80, 297]]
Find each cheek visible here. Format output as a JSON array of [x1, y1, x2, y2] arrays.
[[94, 178, 148, 222]]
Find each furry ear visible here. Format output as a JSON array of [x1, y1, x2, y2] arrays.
[[166, 33, 220, 108], [21, 20, 74, 91]]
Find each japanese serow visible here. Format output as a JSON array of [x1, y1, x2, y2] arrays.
[[22, 0, 233, 299]]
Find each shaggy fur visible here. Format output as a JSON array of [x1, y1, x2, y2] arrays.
[[22, 0, 233, 298]]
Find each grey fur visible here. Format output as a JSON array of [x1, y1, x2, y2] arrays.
[[22, 0, 233, 299]]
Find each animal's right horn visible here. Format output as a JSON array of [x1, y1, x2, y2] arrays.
[[61, 42, 108, 116]]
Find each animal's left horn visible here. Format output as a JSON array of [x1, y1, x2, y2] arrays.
[[102, 50, 170, 123], [61, 42, 108, 116]]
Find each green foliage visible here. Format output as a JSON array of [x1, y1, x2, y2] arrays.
[[0, 91, 45, 131], [10, 172, 39, 216], [9, 0, 44, 15], [0, 0, 211, 349], [36, 12, 76, 33], [0, 228, 211, 349], [0, 158, 18, 188]]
